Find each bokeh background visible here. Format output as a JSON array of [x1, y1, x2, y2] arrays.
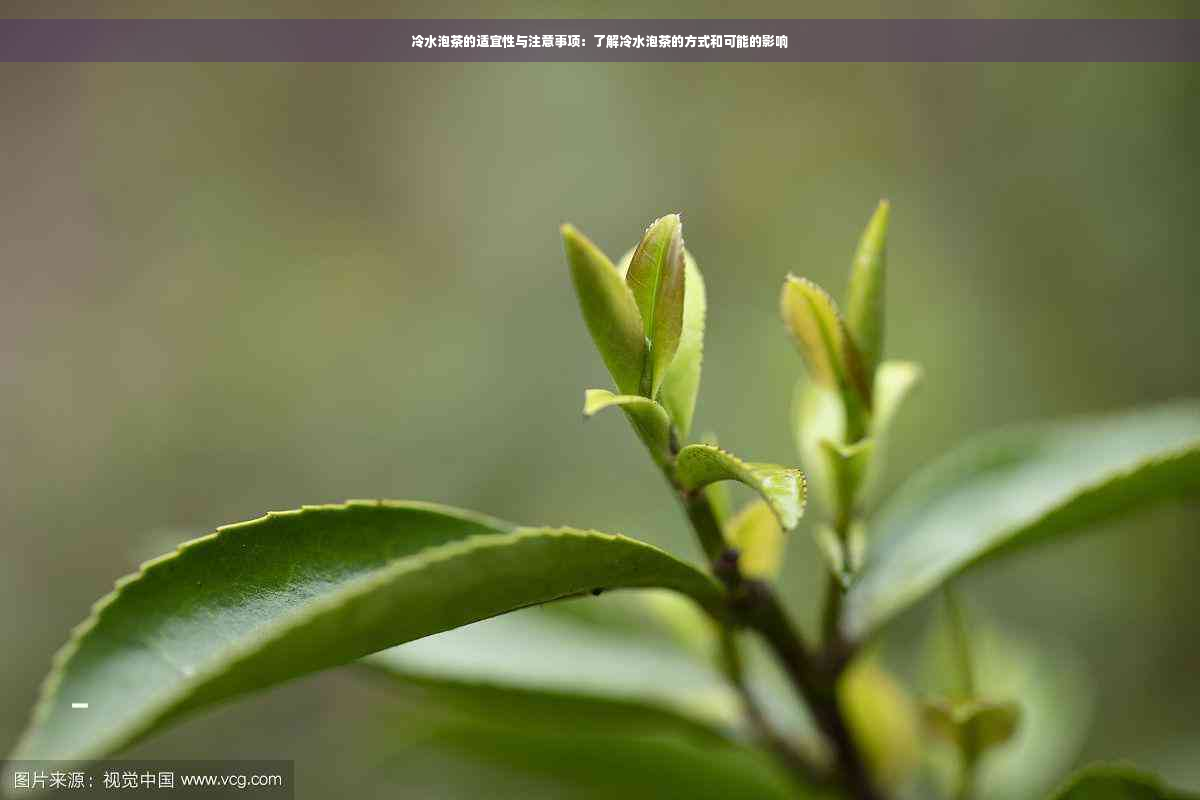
[[3, 2, 1199, 798]]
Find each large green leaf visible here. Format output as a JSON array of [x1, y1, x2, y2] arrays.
[[675, 444, 807, 531], [370, 693, 808, 800], [363, 596, 824, 800], [1047, 764, 1198, 799], [364, 603, 739, 731], [843, 402, 1200, 640], [12, 501, 723, 762], [562, 224, 647, 396]]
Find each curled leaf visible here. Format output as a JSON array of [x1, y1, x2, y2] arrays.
[[675, 444, 806, 531], [626, 214, 687, 398], [583, 389, 673, 466], [562, 224, 647, 395]]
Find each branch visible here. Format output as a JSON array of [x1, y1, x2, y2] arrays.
[[717, 628, 832, 789], [681, 488, 885, 800]]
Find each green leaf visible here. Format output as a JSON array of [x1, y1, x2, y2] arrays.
[[626, 214, 687, 398], [780, 275, 871, 436], [660, 252, 706, 437], [12, 501, 723, 762], [364, 603, 738, 731], [862, 360, 922, 503], [844, 199, 890, 378], [1047, 764, 1198, 799], [819, 437, 875, 519], [724, 499, 784, 580], [813, 523, 848, 586], [562, 224, 647, 395], [374, 698, 806, 800], [675, 444, 807, 531], [362, 595, 821, 800], [797, 362, 918, 517], [843, 402, 1200, 640], [583, 389, 673, 466], [793, 381, 845, 514], [617, 243, 704, 434], [846, 518, 867, 574]]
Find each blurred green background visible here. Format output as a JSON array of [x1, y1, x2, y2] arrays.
[[2, 3, 1199, 798]]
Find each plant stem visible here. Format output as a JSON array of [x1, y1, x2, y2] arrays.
[[943, 586, 976, 698], [678, 485, 884, 800], [735, 574, 883, 800], [717, 628, 831, 788], [955, 752, 979, 800], [944, 586, 979, 800]]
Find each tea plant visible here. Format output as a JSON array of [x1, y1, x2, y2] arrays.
[[13, 206, 1200, 799]]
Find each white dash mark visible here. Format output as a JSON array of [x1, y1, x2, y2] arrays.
[[71, 702, 89, 709]]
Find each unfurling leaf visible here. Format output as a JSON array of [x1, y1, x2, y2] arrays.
[[813, 523, 848, 586], [794, 363, 919, 518], [780, 276, 871, 438], [844, 402, 1200, 640], [861, 360, 922, 503], [845, 200, 890, 378], [724, 499, 784, 580], [793, 382, 845, 514], [846, 518, 868, 574], [925, 698, 1021, 755], [659, 252, 706, 437], [675, 444, 806, 530], [12, 502, 722, 762], [618, 242, 705, 436], [814, 520, 868, 587], [819, 437, 875, 520], [583, 389, 673, 466], [562, 224, 647, 396], [626, 214, 687, 399]]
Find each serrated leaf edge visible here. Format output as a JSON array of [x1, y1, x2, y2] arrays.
[[676, 444, 807, 531], [15, 503, 722, 762], [845, 408, 1200, 639]]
